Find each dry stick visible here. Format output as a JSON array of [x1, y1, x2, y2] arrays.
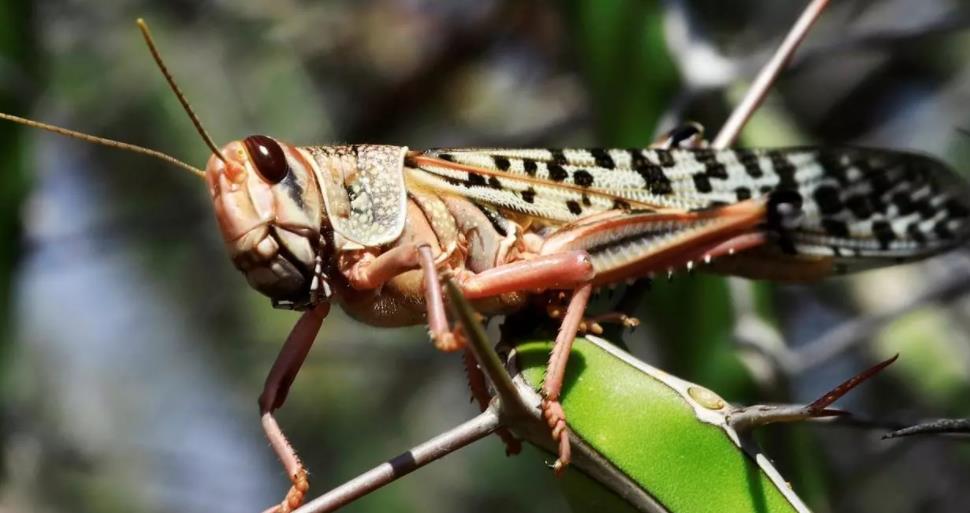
[[293, 408, 501, 513], [707, 0, 832, 392], [728, 355, 899, 432], [884, 418, 970, 439], [443, 279, 534, 421], [711, 0, 831, 149]]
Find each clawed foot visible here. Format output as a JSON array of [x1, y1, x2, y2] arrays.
[[541, 398, 571, 475], [433, 324, 468, 352], [546, 303, 640, 336], [582, 313, 640, 335], [262, 468, 309, 513]]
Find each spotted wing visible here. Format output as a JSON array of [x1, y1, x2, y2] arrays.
[[405, 146, 970, 265], [765, 147, 970, 268]]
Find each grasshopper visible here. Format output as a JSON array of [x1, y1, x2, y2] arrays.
[[4, 19, 970, 513]]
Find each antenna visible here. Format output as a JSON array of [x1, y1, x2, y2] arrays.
[[0, 112, 206, 178], [136, 18, 227, 164]]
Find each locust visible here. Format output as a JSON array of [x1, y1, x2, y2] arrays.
[[4, 19, 970, 513]]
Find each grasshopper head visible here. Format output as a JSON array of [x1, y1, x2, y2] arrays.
[[206, 135, 330, 308], [0, 21, 336, 309]]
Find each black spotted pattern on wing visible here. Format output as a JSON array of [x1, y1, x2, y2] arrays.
[[548, 164, 569, 182], [566, 200, 583, 215], [706, 162, 728, 179], [625, 150, 673, 195], [573, 169, 594, 187], [790, 148, 970, 263], [468, 173, 487, 187], [636, 162, 674, 195], [816, 151, 850, 185], [548, 149, 568, 165], [692, 173, 712, 193], [734, 149, 764, 178], [523, 159, 538, 176], [413, 146, 970, 265], [686, 149, 733, 195], [907, 222, 927, 244], [590, 148, 616, 169], [822, 219, 850, 238], [813, 185, 843, 215], [871, 220, 896, 250], [935, 220, 954, 239], [768, 151, 799, 190], [845, 195, 873, 219], [656, 150, 675, 167], [521, 187, 536, 203]]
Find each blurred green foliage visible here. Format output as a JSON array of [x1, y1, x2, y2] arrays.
[[0, 0, 34, 488], [0, 1, 32, 352]]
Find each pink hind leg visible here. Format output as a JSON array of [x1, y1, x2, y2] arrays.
[[540, 283, 592, 474]]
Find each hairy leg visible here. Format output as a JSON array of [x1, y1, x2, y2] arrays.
[[259, 303, 330, 513]]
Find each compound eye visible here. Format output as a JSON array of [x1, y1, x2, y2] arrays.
[[243, 135, 289, 184]]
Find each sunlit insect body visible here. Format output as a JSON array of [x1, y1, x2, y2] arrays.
[[2, 19, 969, 513]]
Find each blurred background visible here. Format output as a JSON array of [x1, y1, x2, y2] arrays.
[[1, 0, 970, 512]]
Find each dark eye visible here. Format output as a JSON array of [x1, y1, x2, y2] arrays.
[[243, 135, 289, 184]]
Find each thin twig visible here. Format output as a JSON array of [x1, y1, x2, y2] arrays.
[[711, 0, 832, 149], [883, 418, 970, 439], [707, 0, 832, 395], [293, 408, 501, 513], [728, 355, 897, 431], [445, 279, 534, 421]]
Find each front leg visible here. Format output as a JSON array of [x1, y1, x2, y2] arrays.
[[259, 303, 330, 513], [342, 244, 461, 351]]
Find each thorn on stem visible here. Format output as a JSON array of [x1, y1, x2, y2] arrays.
[[808, 354, 899, 412]]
